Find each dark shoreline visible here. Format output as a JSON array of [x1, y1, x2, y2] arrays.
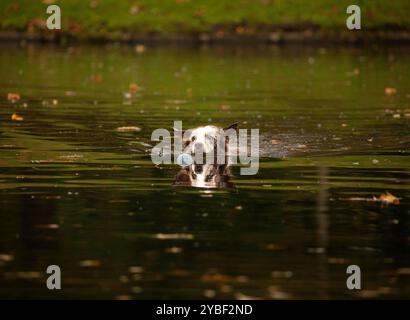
[[2, 28, 410, 45]]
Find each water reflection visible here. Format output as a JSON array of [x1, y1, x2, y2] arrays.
[[174, 163, 233, 189]]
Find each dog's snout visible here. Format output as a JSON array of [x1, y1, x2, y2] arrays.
[[193, 142, 204, 152], [191, 142, 206, 163]]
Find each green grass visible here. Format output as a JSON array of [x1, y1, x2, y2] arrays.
[[1, 0, 410, 37]]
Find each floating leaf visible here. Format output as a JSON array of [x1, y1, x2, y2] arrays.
[[385, 87, 397, 95], [114, 295, 132, 300], [90, 74, 103, 82], [154, 233, 194, 240], [11, 113, 24, 121], [128, 266, 144, 273], [379, 192, 400, 205], [7, 93, 20, 102], [201, 274, 235, 283], [397, 268, 410, 275], [78, 259, 101, 267], [165, 246, 182, 254], [16, 271, 42, 279], [268, 286, 292, 299], [116, 126, 141, 132], [35, 224, 59, 229], [134, 44, 146, 54], [129, 83, 139, 93], [203, 289, 216, 298], [344, 191, 400, 205], [235, 292, 261, 300], [270, 139, 280, 145], [0, 254, 14, 262], [129, 5, 140, 15]]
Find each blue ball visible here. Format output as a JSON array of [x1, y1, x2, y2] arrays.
[[177, 153, 193, 167]]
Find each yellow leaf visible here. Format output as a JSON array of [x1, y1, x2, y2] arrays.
[[379, 192, 400, 205], [134, 44, 146, 54], [90, 74, 103, 82], [129, 83, 139, 93], [7, 92, 20, 102], [201, 274, 235, 283], [384, 87, 397, 95], [116, 126, 141, 132], [11, 113, 24, 121], [78, 260, 101, 267]]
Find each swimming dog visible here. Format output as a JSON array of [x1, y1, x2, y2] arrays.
[[174, 123, 238, 188]]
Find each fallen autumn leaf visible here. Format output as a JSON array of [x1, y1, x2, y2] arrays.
[[11, 113, 24, 121]]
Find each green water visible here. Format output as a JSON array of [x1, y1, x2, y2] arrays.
[[0, 43, 409, 299]]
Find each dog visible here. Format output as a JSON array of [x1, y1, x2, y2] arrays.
[[174, 123, 238, 188]]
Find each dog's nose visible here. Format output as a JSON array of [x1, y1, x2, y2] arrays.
[[194, 164, 203, 173]]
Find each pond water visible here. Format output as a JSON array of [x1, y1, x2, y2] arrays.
[[0, 43, 409, 299]]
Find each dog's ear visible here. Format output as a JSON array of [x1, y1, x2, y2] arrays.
[[224, 122, 238, 132], [173, 127, 191, 141], [173, 127, 185, 135]]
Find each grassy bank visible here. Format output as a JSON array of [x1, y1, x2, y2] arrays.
[[1, 0, 410, 42]]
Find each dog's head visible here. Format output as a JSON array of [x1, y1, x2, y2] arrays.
[[177, 123, 238, 158], [174, 163, 233, 188], [173, 123, 238, 188]]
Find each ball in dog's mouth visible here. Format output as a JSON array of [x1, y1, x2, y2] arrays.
[[176, 153, 193, 167]]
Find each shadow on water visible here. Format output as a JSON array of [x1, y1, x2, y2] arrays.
[[0, 43, 409, 299]]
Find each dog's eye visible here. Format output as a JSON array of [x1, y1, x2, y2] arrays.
[[191, 136, 196, 142], [184, 141, 190, 147]]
